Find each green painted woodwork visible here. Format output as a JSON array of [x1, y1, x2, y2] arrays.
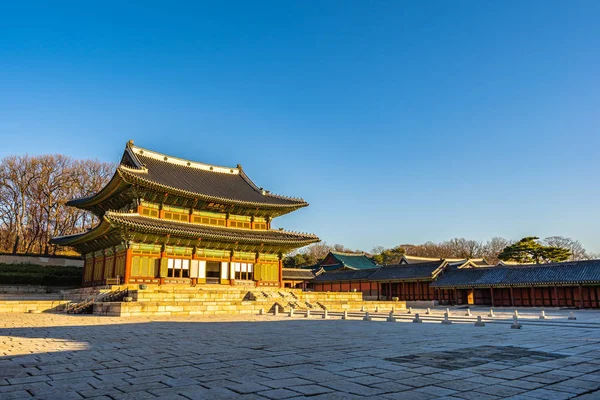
[[255, 263, 278, 281], [163, 204, 189, 213], [165, 245, 192, 256], [234, 251, 255, 261], [199, 249, 230, 259], [259, 253, 279, 262], [140, 201, 160, 209], [193, 210, 225, 218], [229, 214, 251, 222], [159, 258, 168, 277], [130, 256, 159, 277], [132, 243, 162, 252]]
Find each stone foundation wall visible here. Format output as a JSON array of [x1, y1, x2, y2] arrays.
[[0, 285, 72, 294], [0, 300, 69, 313], [0, 255, 83, 267]]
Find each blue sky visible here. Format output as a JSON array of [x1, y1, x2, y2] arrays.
[[1, 2, 599, 252]]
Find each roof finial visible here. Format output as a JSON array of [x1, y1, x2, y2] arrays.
[[127, 139, 134, 148], [236, 164, 243, 170]]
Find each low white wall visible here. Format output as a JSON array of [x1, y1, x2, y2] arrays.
[[0, 255, 83, 267]]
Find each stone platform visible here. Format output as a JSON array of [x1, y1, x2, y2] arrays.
[[90, 285, 406, 317], [0, 285, 407, 317]]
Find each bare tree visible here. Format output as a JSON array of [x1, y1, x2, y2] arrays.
[[543, 236, 591, 261], [482, 237, 513, 264], [0, 154, 114, 255]]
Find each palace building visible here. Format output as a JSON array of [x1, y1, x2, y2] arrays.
[[312, 255, 600, 308], [51, 140, 319, 287]]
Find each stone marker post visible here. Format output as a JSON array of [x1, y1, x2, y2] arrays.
[[441, 312, 452, 325], [387, 311, 396, 322], [413, 313, 422, 323], [474, 316, 485, 327], [511, 314, 522, 329]]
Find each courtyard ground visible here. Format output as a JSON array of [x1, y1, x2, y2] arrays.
[[1, 307, 600, 399]]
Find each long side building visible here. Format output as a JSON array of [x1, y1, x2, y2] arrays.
[[51, 141, 319, 287], [312, 256, 600, 308]]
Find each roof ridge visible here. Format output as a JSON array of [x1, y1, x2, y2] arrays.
[[331, 250, 368, 256], [128, 141, 241, 175]]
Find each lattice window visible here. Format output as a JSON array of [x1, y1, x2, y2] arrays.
[[140, 207, 159, 218], [167, 258, 190, 278], [164, 211, 189, 222]]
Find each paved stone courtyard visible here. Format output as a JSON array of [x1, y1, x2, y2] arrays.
[[1, 310, 600, 399]]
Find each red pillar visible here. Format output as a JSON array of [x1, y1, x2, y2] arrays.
[[124, 248, 133, 284], [579, 285, 584, 309], [554, 286, 559, 307], [509, 287, 514, 307], [531, 286, 535, 307], [490, 287, 495, 307], [278, 259, 283, 288]]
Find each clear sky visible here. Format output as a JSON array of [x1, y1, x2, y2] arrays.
[[1, 2, 599, 253]]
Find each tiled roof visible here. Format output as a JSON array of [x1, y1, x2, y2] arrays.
[[68, 141, 308, 210], [282, 269, 316, 280], [319, 251, 378, 271], [402, 255, 489, 266], [431, 260, 600, 288], [52, 212, 319, 247], [312, 268, 378, 282], [313, 260, 446, 283], [369, 261, 446, 281]]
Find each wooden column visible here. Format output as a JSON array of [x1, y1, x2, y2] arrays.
[[389, 282, 393, 300], [100, 251, 107, 284], [159, 248, 166, 285], [579, 285, 584, 309], [401, 282, 405, 300], [359, 280, 363, 294], [230, 253, 236, 286], [490, 287, 495, 307], [509, 287, 514, 307], [111, 246, 118, 278], [454, 288, 459, 304], [124, 247, 133, 284], [81, 254, 88, 286], [278, 258, 283, 288], [553, 286, 559, 307], [377, 282, 381, 300], [531, 286, 535, 307]]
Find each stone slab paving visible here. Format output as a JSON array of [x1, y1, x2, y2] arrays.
[[1, 312, 600, 399]]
